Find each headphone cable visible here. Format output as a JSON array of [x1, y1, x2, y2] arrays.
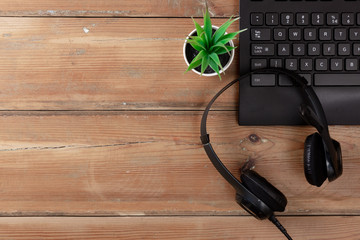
[[269, 215, 293, 240]]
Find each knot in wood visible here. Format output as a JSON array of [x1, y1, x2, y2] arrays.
[[248, 134, 260, 143]]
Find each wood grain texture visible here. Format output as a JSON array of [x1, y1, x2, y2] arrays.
[[0, 18, 239, 110], [0, 111, 358, 216], [0, 216, 359, 239], [0, 0, 238, 17], [0, 2, 358, 238]]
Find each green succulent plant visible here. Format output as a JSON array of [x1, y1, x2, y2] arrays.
[[185, 8, 247, 79]]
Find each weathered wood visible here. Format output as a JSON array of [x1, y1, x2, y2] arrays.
[[0, 216, 359, 239], [0, 111, 358, 216], [0, 18, 239, 110], [1, 1, 357, 238], [0, 0, 238, 17]]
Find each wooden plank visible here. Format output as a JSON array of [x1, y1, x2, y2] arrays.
[[0, 216, 359, 239], [0, 111, 358, 216], [0, 17, 240, 110], [0, 0, 238, 17]]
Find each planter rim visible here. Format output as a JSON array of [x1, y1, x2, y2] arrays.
[[183, 25, 235, 77]]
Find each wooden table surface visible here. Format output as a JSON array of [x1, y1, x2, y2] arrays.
[[0, 1, 359, 239]]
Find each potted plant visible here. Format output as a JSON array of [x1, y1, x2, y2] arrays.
[[184, 8, 247, 80]]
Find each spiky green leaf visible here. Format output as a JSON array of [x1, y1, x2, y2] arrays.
[[185, 50, 207, 73], [208, 58, 221, 80], [209, 52, 224, 73], [213, 46, 236, 55], [192, 17, 204, 36], [201, 55, 210, 75], [187, 40, 206, 51], [212, 17, 239, 44], [191, 50, 206, 63], [196, 31, 205, 46], [239, 28, 247, 33], [239, 28, 248, 34], [217, 28, 246, 45], [209, 42, 230, 55], [203, 32, 210, 49], [185, 58, 202, 73], [188, 36, 205, 48], [217, 31, 241, 45], [203, 8, 212, 46]]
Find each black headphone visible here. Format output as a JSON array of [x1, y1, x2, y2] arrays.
[[200, 68, 342, 239]]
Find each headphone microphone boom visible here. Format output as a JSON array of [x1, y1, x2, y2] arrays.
[[200, 68, 342, 239]]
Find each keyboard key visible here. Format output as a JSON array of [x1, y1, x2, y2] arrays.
[[323, 44, 336, 56], [279, 74, 293, 86], [279, 74, 311, 86], [300, 74, 312, 86], [353, 44, 360, 55], [251, 74, 276, 86], [251, 29, 271, 40], [334, 28, 347, 41], [301, 59, 313, 71], [285, 59, 298, 70], [319, 28, 332, 40], [251, 13, 264, 25], [252, 44, 275, 56], [274, 28, 286, 40], [349, 28, 360, 40], [327, 13, 340, 25], [315, 74, 360, 86], [346, 59, 358, 71], [304, 28, 317, 40], [308, 44, 321, 56], [251, 59, 267, 70], [296, 13, 309, 26], [266, 13, 279, 25], [312, 13, 324, 25], [270, 59, 282, 68], [293, 44, 305, 55], [330, 59, 343, 71], [289, 28, 301, 40], [278, 44, 290, 56], [281, 13, 294, 25], [316, 59, 328, 71], [342, 13, 355, 26], [338, 43, 351, 55]]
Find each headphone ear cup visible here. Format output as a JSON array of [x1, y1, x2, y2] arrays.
[[241, 170, 287, 212], [332, 139, 343, 177], [304, 133, 327, 187]]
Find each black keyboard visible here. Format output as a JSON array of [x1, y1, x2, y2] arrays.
[[239, 0, 360, 125]]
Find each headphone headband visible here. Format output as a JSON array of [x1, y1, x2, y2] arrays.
[[200, 68, 340, 192]]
